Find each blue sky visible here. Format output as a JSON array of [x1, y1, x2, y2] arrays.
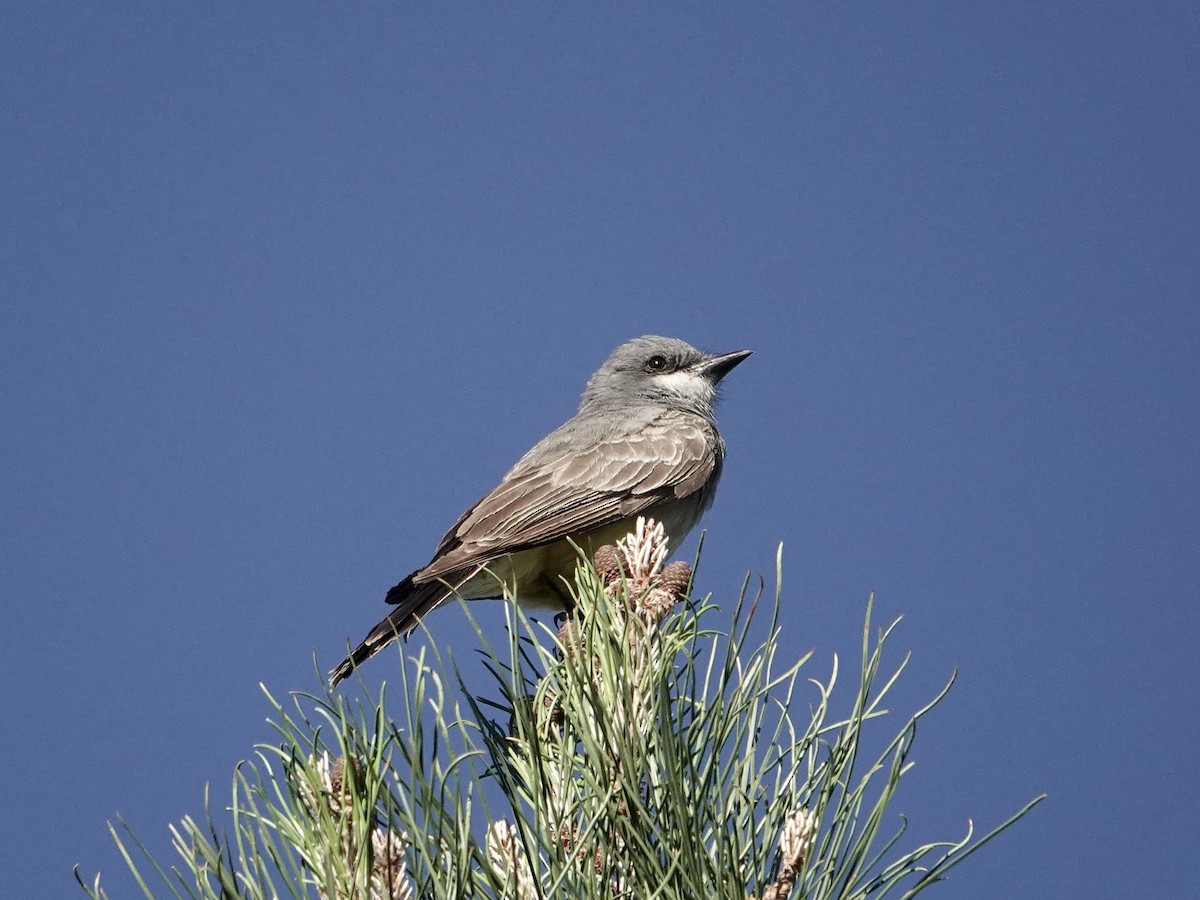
[[3, 3, 1197, 896]]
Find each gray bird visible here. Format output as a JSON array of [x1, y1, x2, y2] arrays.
[[330, 335, 752, 685]]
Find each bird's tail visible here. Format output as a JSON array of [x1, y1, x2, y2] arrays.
[[328, 577, 454, 686]]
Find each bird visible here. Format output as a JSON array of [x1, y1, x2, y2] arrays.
[[330, 335, 752, 685]]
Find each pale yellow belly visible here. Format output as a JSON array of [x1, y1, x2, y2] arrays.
[[453, 502, 700, 609]]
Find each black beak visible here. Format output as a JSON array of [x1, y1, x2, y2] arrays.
[[697, 348, 754, 383]]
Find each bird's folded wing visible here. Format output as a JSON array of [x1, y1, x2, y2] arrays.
[[415, 419, 718, 583]]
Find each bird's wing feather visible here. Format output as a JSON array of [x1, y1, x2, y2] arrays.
[[412, 417, 718, 584]]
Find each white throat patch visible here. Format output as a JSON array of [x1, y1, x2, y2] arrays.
[[654, 369, 716, 406]]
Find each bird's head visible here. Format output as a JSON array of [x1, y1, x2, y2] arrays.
[[579, 335, 753, 418]]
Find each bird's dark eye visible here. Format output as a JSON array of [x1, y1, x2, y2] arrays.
[[645, 355, 669, 372]]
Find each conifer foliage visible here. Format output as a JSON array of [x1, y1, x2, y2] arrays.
[[78, 520, 1041, 898]]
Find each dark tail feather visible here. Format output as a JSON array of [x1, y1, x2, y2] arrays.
[[385, 571, 419, 604], [329, 577, 454, 686]]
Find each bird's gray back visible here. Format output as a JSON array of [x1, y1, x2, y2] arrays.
[[416, 404, 724, 582]]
